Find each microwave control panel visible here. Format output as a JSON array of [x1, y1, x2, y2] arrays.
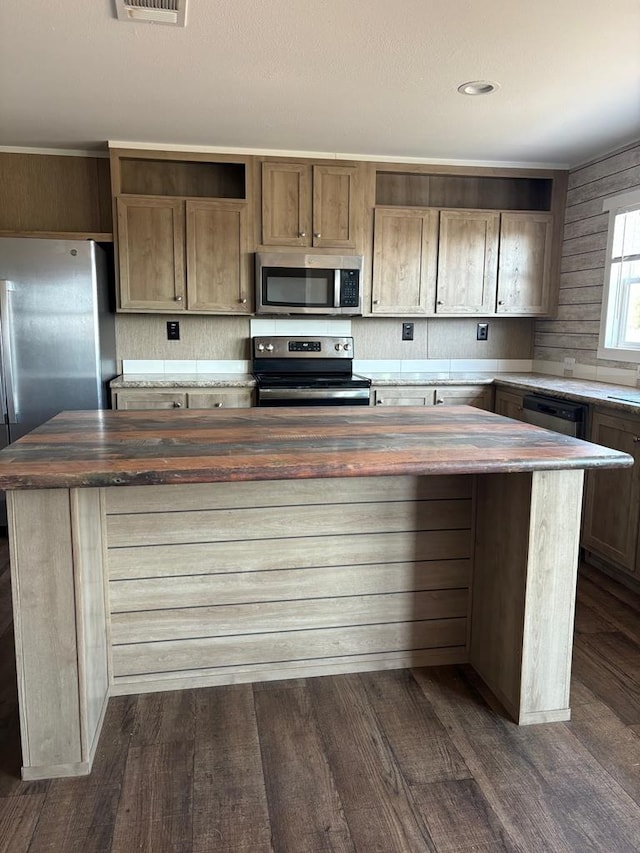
[[339, 270, 360, 307]]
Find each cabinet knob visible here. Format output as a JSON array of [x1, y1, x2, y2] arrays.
[[175, 295, 183, 303], [373, 299, 380, 305], [634, 436, 640, 442], [314, 232, 321, 238], [299, 232, 306, 238], [239, 298, 247, 304], [173, 401, 182, 408], [437, 300, 444, 305], [435, 398, 444, 405], [377, 399, 384, 404], [215, 402, 223, 408], [498, 300, 504, 305]]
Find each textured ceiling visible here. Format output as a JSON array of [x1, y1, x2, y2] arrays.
[[1, 0, 639, 166]]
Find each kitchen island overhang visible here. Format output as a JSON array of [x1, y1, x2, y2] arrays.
[[0, 406, 632, 780]]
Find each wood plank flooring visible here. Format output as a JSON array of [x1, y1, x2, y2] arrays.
[[1, 541, 640, 852]]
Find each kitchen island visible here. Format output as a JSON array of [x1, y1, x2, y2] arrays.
[[0, 406, 632, 780]]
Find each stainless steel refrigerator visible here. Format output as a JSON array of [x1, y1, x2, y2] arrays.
[[0, 237, 116, 520]]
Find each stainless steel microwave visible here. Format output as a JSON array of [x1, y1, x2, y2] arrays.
[[255, 252, 363, 315]]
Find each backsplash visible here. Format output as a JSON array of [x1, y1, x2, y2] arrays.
[[116, 315, 534, 371]]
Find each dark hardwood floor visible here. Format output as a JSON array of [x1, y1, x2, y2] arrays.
[[1, 541, 640, 852]]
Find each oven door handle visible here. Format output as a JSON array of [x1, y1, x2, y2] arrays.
[[258, 388, 370, 401]]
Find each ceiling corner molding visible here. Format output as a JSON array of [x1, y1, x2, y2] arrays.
[[107, 140, 570, 170], [0, 145, 109, 158]]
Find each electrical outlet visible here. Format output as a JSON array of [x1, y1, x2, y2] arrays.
[[476, 323, 488, 341], [563, 356, 575, 376], [402, 322, 414, 341], [167, 321, 180, 341]]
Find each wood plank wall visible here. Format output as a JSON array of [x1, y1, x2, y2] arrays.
[[0, 152, 112, 234], [535, 141, 640, 369], [104, 476, 473, 694]]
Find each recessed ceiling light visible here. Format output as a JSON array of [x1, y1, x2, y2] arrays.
[[457, 81, 500, 96]]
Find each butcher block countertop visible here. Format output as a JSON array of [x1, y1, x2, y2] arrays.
[[0, 406, 631, 490]]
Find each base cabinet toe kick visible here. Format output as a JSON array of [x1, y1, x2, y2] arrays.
[[8, 469, 585, 779]]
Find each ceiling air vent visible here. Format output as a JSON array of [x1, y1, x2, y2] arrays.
[[115, 0, 187, 26]]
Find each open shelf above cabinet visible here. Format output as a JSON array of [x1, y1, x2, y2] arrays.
[[118, 158, 247, 199], [375, 172, 553, 211]]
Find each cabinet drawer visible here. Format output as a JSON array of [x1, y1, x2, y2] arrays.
[[373, 388, 434, 406], [114, 391, 186, 410], [434, 385, 493, 411], [187, 390, 253, 409]]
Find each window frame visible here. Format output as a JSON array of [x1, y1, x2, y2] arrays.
[[597, 188, 640, 363]]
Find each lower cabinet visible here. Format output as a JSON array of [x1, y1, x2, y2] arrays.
[[582, 409, 640, 578], [494, 387, 525, 420], [373, 385, 493, 410], [113, 387, 253, 410]]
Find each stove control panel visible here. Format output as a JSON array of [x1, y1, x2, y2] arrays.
[[289, 341, 322, 352], [253, 336, 354, 359]]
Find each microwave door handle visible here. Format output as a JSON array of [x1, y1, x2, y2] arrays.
[[334, 270, 341, 308], [0, 281, 17, 424]]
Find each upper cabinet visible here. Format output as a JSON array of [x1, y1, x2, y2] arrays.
[[435, 210, 500, 314], [111, 150, 253, 314], [110, 148, 567, 318], [371, 207, 438, 314], [496, 212, 553, 315], [260, 161, 360, 250], [367, 167, 566, 317]]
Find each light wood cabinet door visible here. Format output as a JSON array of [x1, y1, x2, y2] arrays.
[[494, 388, 525, 420], [435, 210, 499, 314], [373, 387, 435, 406], [371, 207, 438, 315], [582, 410, 640, 575], [434, 385, 493, 410], [497, 213, 553, 316], [114, 391, 187, 410], [312, 165, 358, 249], [186, 200, 251, 313], [261, 162, 312, 246], [187, 389, 253, 409], [117, 197, 185, 311], [261, 162, 358, 249]]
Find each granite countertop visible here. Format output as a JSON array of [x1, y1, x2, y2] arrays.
[[111, 373, 256, 389], [368, 372, 640, 415], [0, 407, 631, 490], [110, 371, 640, 416]]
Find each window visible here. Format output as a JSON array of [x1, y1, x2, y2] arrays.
[[598, 190, 640, 362]]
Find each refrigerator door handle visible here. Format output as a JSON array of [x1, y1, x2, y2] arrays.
[[0, 281, 17, 424]]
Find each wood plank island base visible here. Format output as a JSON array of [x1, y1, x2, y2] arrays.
[[0, 406, 631, 781]]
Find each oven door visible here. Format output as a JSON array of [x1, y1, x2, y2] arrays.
[[257, 387, 371, 407]]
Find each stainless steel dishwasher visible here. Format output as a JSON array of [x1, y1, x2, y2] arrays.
[[521, 393, 587, 438]]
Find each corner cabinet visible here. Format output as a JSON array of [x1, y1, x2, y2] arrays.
[[494, 387, 525, 420], [496, 213, 553, 315], [260, 161, 360, 250], [113, 387, 254, 410], [111, 150, 253, 314], [582, 409, 640, 578]]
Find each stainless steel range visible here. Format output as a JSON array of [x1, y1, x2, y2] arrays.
[[252, 336, 371, 406]]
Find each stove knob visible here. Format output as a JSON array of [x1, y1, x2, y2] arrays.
[[257, 343, 265, 352], [335, 343, 342, 351], [266, 344, 275, 352], [344, 342, 351, 351]]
